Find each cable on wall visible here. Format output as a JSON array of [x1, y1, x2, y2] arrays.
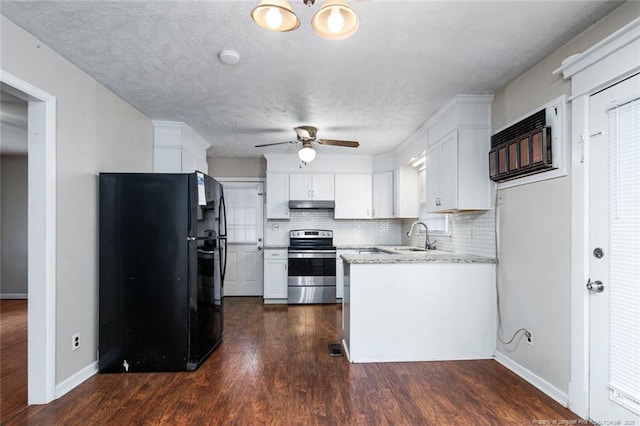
[[494, 189, 532, 345]]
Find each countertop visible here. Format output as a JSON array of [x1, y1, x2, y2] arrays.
[[341, 246, 496, 264]]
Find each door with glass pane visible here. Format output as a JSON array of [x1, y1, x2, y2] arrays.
[[588, 73, 640, 424], [221, 182, 264, 296]]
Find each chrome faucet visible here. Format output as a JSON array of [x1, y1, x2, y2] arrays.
[[407, 221, 437, 250]]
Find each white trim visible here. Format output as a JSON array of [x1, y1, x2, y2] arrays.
[[558, 16, 640, 421], [55, 362, 98, 399], [554, 17, 640, 79], [0, 293, 28, 299], [495, 352, 569, 408], [214, 177, 265, 183], [1, 69, 57, 405]]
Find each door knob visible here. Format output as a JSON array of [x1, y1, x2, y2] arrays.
[[586, 279, 604, 293], [258, 246, 263, 251]]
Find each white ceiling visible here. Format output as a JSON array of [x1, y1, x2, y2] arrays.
[[0, 0, 624, 160]]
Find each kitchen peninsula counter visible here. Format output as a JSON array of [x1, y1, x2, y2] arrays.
[[341, 248, 495, 264], [341, 249, 496, 364]]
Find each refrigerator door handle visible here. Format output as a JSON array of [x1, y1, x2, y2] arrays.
[[219, 237, 227, 286], [218, 196, 227, 238]]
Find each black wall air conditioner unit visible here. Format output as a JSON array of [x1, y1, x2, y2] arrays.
[[489, 109, 556, 183]]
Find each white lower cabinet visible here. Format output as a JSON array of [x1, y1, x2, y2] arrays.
[[263, 249, 288, 302]]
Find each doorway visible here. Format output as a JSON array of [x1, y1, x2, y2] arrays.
[[0, 71, 57, 405], [218, 180, 265, 296], [587, 73, 640, 423], [0, 89, 29, 420]]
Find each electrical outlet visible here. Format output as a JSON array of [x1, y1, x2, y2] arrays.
[[470, 227, 475, 238], [497, 191, 505, 205], [272, 223, 280, 231], [72, 333, 80, 351], [526, 330, 533, 346]]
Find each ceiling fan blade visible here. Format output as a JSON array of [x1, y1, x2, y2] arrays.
[[254, 141, 298, 148], [318, 139, 360, 148]]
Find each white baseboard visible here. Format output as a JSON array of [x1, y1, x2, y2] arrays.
[[55, 361, 98, 399], [0, 293, 28, 299], [494, 351, 569, 407], [263, 299, 288, 305]]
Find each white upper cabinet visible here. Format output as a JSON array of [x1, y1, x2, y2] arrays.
[[289, 173, 334, 200], [425, 95, 493, 213], [334, 174, 372, 219], [372, 171, 394, 218], [266, 173, 290, 219], [394, 166, 420, 218]]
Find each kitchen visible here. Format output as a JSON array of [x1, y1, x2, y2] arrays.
[[1, 0, 639, 424]]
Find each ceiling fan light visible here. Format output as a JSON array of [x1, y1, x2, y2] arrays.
[[311, 0, 359, 40], [251, 0, 300, 32], [298, 146, 317, 163]]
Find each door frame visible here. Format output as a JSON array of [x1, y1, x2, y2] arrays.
[[555, 17, 640, 419], [213, 177, 265, 295], [1, 70, 57, 404]]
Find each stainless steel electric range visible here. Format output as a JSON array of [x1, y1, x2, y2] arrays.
[[287, 229, 336, 304]]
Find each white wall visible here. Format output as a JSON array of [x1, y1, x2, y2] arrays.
[[1, 15, 154, 384], [0, 154, 28, 296], [491, 1, 639, 397]]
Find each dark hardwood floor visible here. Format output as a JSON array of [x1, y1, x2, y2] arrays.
[[3, 297, 579, 425], [0, 299, 28, 423]]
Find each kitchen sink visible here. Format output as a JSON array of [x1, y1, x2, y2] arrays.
[[358, 248, 383, 254]]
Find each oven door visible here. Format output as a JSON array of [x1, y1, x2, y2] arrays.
[[287, 250, 336, 304]]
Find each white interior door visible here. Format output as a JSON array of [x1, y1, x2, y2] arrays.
[[221, 181, 264, 296], [588, 73, 640, 424]]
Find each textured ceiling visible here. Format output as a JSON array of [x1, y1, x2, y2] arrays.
[[0, 0, 624, 160]]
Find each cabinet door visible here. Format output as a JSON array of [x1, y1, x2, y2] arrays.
[[425, 146, 440, 212], [310, 174, 334, 200], [439, 130, 459, 211], [394, 166, 420, 218], [334, 174, 371, 219], [266, 173, 290, 219], [264, 252, 287, 299], [289, 174, 312, 200], [372, 172, 393, 218]]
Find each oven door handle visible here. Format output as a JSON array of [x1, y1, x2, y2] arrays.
[[288, 251, 336, 259]]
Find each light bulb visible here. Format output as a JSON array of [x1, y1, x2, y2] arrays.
[[298, 146, 316, 163], [265, 7, 283, 29], [326, 7, 344, 33]]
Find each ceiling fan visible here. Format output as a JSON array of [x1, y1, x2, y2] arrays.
[[255, 125, 359, 163]]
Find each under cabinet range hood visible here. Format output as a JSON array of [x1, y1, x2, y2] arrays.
[[288, 200, 335, 209]]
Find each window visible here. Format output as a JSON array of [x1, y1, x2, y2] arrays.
[[418, 168, 449, 235], [223, 185, 259, 244]]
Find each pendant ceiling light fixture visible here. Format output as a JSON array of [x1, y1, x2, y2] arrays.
[[311, 0, 359, 39], [298, 142, 317, 163], [251, 0, 300, 32], [251, 0, 359, 39]]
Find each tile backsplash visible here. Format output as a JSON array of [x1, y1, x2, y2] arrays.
[[402, 210, 496, 257], [265, 210, 403, 247], [266, 209, 495, 258]]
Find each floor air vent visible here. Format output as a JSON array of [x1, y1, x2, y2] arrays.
[[328, 343, 344, 357]]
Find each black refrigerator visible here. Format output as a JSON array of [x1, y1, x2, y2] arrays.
[[98, 172, 227, 372]]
